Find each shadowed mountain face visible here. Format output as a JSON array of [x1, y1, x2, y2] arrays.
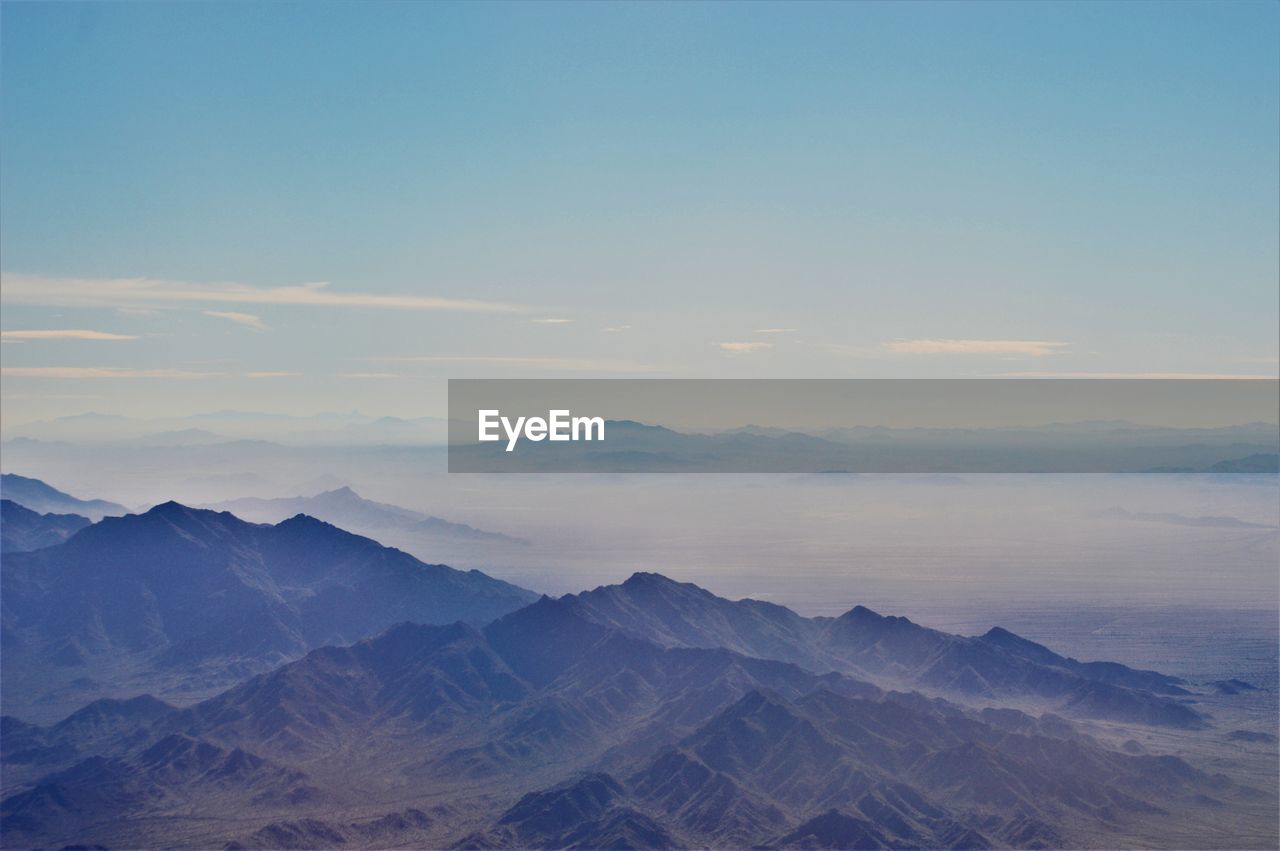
[[0, 503, 537, 720], [0, 474, 128, 521], [0, 499, 91, 553], [2, 601, 1266, 850], [205, 486, 527, 545], [562, 573, 1205, 728]]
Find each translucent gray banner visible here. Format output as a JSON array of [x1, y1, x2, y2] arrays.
[[447, 379, 1279, 473]]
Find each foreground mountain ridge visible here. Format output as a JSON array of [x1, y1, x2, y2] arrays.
[[1, 493, 1270, 848], [562, 572, 1205, 728], [2, 597, 1263, 849], [0, 502, 538, 721], [0, 499, 91, 553]]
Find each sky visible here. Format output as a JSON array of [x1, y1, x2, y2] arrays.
[[2, 1, 1278, 427]]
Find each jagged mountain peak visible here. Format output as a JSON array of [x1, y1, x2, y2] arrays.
[[274, 512, 345, 533], [317, 485, 360, 498], [837, 604, 888, 622], [307, 486, 383, 509], [622, 570, 681, 588], [978, 625, 1061, 661], [143, 500, 209, 520], [616, 571, 721, 598], [72, 501, 253, 547], [136, 501, 243, 527]]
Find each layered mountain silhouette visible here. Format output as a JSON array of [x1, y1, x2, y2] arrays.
[[451, 418, 1280, 473], [1, 493, 1271, 848], [0, 473, 128, 521], [0, 499, 90, 552], [562, 573, 1204, 728], [2, 598, 1263, 849], [205, 486, 526, 545], [0, 503, 537, 720], [474, 682, 1226, 849]]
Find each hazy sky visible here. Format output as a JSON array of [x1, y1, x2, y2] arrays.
[[2, 1, 1277, 425]]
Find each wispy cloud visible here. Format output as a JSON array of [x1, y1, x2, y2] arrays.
[[997, 371, 1277, 379], [755, 328, 797, 334], [1, 274, 523, 313], [0, 393, 103, 400], [247, 371, 299, 378], [0, 329, 138, 341], [531, 318, 572, 325], [0, 367, 220, 379], [603, 325, 632, 333], [204, 310, 269, 331], [885, 339, 1068, 357], [336, 372, 399, 379], [376, 355, 652, 373], [719, 341, 774, 354]]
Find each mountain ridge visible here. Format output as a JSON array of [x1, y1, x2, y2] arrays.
[[1, 503, 538, 722], [205, 486, 528, 546], [0, 500, 91, 553], [4, 601, 1254, 849], [0, 474, 128, 521], [562, 572, 1203, 728]]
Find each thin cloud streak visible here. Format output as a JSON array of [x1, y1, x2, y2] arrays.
[[336, 372, 399, 379], [247, 371, 299, 378], [1, 367, 220, 379], [531, 318, 572, 324], [204, 311, 269, 331], [0, 393, 103, 400], [998, 371, 1279, 380], [1, 274, 524, 313], [377, 355, 653, 373], [755, 328, 797, 334], [719, 342, 774, 353], [0, 329, 139, 341], [886, 339, 1069, 357]]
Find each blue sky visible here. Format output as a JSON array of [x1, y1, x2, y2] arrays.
[[2, 1, 1277, 424]]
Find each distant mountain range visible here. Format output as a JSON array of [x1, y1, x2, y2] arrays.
[[0, 500, 91, 553], [4, 410, 447, 446], [1099, 506, 1277, 529], [204, 486, 526, 545], [0, 473, 129, 521], [1143, 452, 1280, 474], [1, 592, 1266, 849], [0, 503, 537, 720], [1, 487, 1273, 848], [559, 572, 1203, 729], [451, 419, 1280, 473], [7, 411, 1277, 472]]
